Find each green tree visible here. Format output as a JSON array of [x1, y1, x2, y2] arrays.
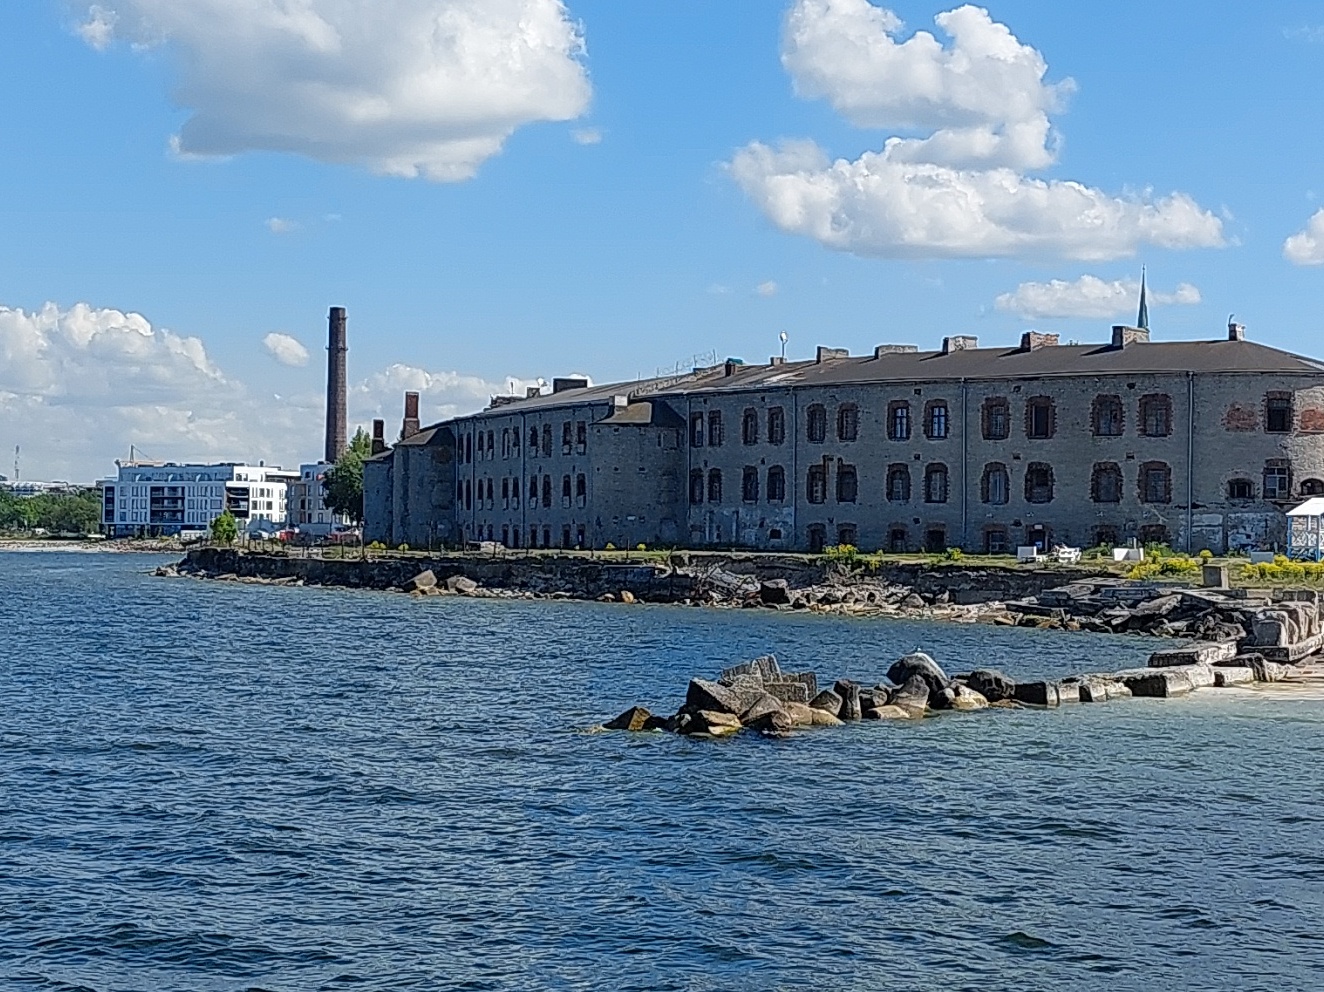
[[211, 509, 238, 545], [323, 427, 373, 524]]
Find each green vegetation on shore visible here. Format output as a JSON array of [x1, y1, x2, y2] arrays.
[[0, 488, 101, 535]]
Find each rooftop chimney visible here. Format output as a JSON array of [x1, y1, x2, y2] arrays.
[[723, 358, 744, 377], [371, 419, 387, 456], [769, 356, 786, 366], [1020, 331, 1060, 351], [401, 391, 421, 440], [1110, 325, 1150, 349], [942, 335, 978, 354], [526, 385, 542, 399], [324, 307, 348, 463], [1228, 319, 1246, 342], [816, 346, 849, 363], [552, 377, 590, 394], [874, 344, 919, 358]]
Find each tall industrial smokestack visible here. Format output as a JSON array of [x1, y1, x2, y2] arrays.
[[325, 306, 348, 463]]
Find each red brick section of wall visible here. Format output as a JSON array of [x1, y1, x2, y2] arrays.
[[1223, 404, 1259, 432], [1300, 408, 1324, 433]]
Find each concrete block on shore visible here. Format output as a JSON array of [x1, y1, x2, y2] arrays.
[[763, 681, 810, 705], [1148, 641, 1237, 668], [1214, 667, 1255, 688]]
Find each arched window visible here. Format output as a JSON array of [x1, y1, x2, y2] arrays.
[[529, 427, 539, 454], [837, 404, 859, 441], [837, 464, 858, 503], [501, 478, 510, 501], [807, 465, 827, 504], [807, 404, 827, 443], [1139, 394, 1173, 437], [982, 397, 1009, 440], [542, 475, 552, 508], [576, 474, 586, 505], [886, 464, 911, 502], [1140, 461, 1172, 504], [1092, 463, 1123, 503], [1025, 463, 1054, 504], [742, 466, 759, 503], [689, 469, 704, 505], [767, 407, 786, 445], [1302, 479, 1324, 497], [541, 424, 552, 457], [562, 475, 572, 503], [1227, 478, 1254, 500], [924, 463, 949, 503], [925, 400, 949, 440], [767, 466, 786, 502], [529, 475, 538, 500], [742, 408, 759, 445], [982, 463, 1009, 505], [888, 401, 911, 441], [1092, 395, 1124, 436], [707, 468, 723, 503]]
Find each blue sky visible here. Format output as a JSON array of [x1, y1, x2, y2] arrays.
[[4, 0, 1324, 480]]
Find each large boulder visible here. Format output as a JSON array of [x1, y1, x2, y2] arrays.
[[685, 678, 743, 715], [759, 579, 792, 605], [690, 710, 743, 736], [739, 691, 786, 726], [603, 706, 662, 731], [950, 684, 989, 710], [889, 675, 930, 718], [446, 574, 480, 595], [403, 570, 437, 592], [887, 652, 951, 696], [964, 669, 1016, 703], [809, 689, 843, 713], [748, 708, 794, 734], [864, 705, 912, 720], [833, 680, 863, 721], [785, 702, 814, 727], [810, 708, 845, 727], [1076, 676, 1131, 703]]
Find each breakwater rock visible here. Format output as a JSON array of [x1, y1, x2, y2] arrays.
[[603, 645, 1302, 739], [1008, 580, 1324, 661]]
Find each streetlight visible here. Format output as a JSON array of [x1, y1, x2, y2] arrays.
[[779, 330, 788, 361]]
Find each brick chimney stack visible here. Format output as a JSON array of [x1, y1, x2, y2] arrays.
[[371, 419, 387, 456], [324, 307, 348, 463], [401, 391, 421, 440]]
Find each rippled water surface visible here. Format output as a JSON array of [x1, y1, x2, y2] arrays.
[[3, 552, 1324, 991]]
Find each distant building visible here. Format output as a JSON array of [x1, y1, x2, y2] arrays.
[[365, 321, 1324, 555], [0, 479, 81, 498], [97, 462, 297, 537], [287, 462, 348, 535]]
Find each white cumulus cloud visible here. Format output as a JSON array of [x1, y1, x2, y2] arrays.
[[0, 301, 534, 481], [570, 127, 603, 145], [755, 280, 779, 297], [78, 0, 592, 182], [262, 332, 310, 366], [994, 275, 1202, 320], [266, 217, 299, 235], [1284, 208, 1324, 265], [731, 2, 1225, 261]]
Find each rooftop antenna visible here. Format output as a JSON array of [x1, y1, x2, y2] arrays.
[[779, 330, 788, 361]]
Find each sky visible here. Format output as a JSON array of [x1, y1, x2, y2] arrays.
[[5, 0, 1324, 481]]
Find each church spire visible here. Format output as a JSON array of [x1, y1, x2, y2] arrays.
[[1136, 266, 1149, 330]]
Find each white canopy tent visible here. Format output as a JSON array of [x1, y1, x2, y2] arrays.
[[1286, 497, 1324, 561]]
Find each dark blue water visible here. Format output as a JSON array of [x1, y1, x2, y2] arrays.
[[2, 552, 1323, 991]]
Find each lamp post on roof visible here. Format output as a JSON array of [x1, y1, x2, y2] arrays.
[[779, 330, 788, 361]]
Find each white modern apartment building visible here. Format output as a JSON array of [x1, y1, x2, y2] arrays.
[[98, 461, 298, 537], [287, 462, 348, 535]]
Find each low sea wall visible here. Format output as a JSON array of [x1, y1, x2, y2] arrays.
[[179, 548, 1102, 606]]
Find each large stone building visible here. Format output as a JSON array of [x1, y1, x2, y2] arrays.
[[364, 322, 1324, 555]]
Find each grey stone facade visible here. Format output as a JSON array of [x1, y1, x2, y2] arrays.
[[364, 325, 1324, 554]]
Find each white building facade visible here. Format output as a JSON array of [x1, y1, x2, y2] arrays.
[[287, 462, 347, 535], [97, 462, 297, 537]]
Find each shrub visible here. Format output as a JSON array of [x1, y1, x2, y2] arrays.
[[368, 541, 387, 551], [605, 542, 616, 551], [1199, 549, 1214, 561], [1144, 542, 1176, 559], [942, 547, 964, 561], [397, 543, 410, 552], [636, 543, 647, 551], [821, 544, 860, 565]]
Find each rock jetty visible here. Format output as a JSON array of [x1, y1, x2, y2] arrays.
[[603, 640, 1305, 738]]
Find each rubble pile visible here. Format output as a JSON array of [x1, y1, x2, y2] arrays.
[[1008, 582, 1324, 660], [601, 643, 1303, 739]]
